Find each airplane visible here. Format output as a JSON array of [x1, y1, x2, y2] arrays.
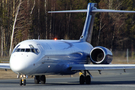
[[1, 3, 135, 86]]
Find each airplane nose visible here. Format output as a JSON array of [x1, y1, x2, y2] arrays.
[[10, 53, 32, 74], [10, 60, 26, 73]]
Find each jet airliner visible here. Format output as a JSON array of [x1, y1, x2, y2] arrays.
[[1, 3, 135, 86]]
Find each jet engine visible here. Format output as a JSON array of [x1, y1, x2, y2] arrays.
[[90, 46, 113, 64]]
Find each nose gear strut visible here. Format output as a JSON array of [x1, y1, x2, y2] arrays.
[[19, 75, 27, 86]]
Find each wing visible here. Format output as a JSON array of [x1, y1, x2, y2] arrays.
[[0, 63, 10, 70], [70, 64, 135, 71]]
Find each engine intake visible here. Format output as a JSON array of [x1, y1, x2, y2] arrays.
[[90, 46, 113, 64]]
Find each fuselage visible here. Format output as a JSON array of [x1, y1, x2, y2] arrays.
[[10, 39, 93, 75]]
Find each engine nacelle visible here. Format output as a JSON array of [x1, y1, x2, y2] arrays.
[[90, 46, 113, 64]]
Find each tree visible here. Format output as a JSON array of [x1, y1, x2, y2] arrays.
[[9, 0, 22, 55]]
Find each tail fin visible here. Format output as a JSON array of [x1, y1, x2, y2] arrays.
[[48, 3, 135, 43], [48, 3, 96, 43], [79, 3, 97, 43]]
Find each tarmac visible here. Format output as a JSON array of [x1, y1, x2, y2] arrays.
[[0, 70, 135, 90]]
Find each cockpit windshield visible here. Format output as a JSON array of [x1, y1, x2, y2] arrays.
[[13, 44, 40, 54], [15, 48, 39, 54]]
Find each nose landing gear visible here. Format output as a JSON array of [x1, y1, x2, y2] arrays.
[[19, 75, 27, 86]]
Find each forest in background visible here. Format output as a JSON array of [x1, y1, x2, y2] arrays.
[[0, 0, 135, 57]]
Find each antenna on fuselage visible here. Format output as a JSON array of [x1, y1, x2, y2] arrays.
[[48, 3, 135, 43]]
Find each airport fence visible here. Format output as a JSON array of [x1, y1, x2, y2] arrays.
[[112, 50, 135, 64]]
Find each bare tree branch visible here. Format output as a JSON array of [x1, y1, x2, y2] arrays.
[[9, 0, 22, 55]]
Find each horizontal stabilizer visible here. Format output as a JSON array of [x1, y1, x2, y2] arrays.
[[48, 9, 87, 13], [92, 9, 135, 13], [48, 9, 135, 14]]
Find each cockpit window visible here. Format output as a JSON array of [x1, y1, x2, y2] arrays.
[[29, 45, 34, 48], [35, 49, 39, 53], [21, 49, 25, 52], [16, 48, 20, 52], [12, 45, 20, 53], [31, 48, 36, 53], [15, 48, 39, 54], [13, 44, 40, 54], [26, 49, 31, 52]]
